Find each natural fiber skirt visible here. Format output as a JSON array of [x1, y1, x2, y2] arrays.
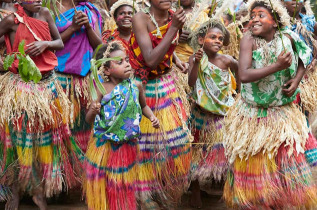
[[135, 72, 192, 207], [189, 105, 227, 184], [55, 72, 92, 154], [223, 96, 317, 208], [84, 136, 138, 210], [0, 71, 82, 197]]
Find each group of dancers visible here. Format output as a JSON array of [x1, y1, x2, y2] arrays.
[[1, 0, 317, 209]]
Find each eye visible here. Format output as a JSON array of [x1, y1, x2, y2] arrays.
[[125, 57, 129, 62]]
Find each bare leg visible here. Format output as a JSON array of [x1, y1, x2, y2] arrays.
[[190, 180, 202, 209], [5, 183, 19, 210], [32, 185, 47, 210]]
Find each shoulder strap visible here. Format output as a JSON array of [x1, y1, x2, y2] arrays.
[[13, 12, 42, 42]]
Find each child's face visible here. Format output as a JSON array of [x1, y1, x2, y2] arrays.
[[200, 27, 224, 54], [283, 0, 304, 16], [21, 0, 42, 13], [150, 0, 172, 10], [250, 6, 277, 36], [115, 6, 133, 29], [106, 50, 132, 80]]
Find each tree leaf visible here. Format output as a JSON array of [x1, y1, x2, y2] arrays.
[[18, 40, 26, 56], [3, 54, 15, 70], [89, 73, 97, 101]]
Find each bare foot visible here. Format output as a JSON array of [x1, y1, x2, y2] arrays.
[[190, 180, 202, 209], [5, 196, 19, 210], [5, 184, 19, 210], [32, 194, 48, 210]]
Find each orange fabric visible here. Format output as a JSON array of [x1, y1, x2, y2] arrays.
[[128, 10, 178, 84], [4, 4, 57, 74], [102, 29, 130, 52]]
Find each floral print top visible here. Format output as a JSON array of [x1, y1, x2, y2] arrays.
[[93, 79, 142, 145], [193, 53, 235, 116], [241, 29, 311, 117]]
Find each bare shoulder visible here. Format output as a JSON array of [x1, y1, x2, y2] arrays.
[[3, 13, 15, 24], [132, 11, 148, 23], [218, 54, 234, 65]]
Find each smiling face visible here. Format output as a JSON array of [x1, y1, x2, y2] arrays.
[[199, 27, 224, 54], [283, 0, 304, 17], [250, 6, 277, 37], [114, 5, 133, 29], [105, 50, 133, 80], [150, 0, 172, 10], [21, 0, 42, 13]]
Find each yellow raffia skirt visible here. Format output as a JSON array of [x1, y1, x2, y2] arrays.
[[223, 95, 317, 208]]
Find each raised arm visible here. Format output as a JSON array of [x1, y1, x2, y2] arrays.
[[132, 9, 185, 69], [85, 91, 103, 124], [188, 48, 203, 87], [238, 34, 292, 83]]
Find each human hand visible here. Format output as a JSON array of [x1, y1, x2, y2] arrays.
[[179, 30, 190, 43], [176, 60, 189, 74], [25, 41, 49, 57], [150, 116, 160, 128], [282, 78, 300, 97], [171, 8, 186, 30], [276, 51, 292, 71], [91, 101, 101, 114], [194, 48, 204, 63], [72, 11, 90, 31]]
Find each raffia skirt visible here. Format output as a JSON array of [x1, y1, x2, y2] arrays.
[[223, 96, 317, 208], [135, 71, 192, 207], [0, 71, 83, 197], [189, 105, 227, 184]]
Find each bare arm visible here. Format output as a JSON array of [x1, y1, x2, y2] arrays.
[[188, 49, 203, 87], [137, 82, 159, 128], [239, 34, 292, 83], [85, 91, 103, 124], [313, 22, 317, 38], [0, 14, 15, 38], [44, 8, 64, 50], [84, 10, 102, 49], [132, 9, 186, 69]]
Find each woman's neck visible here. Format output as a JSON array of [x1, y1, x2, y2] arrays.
[[149, 6, 169, 26]]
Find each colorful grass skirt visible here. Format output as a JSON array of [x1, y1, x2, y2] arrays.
[[0, 71, 83, 197], [223, 97, 317, 208], [189, 105, 227, 184], [56, 72, 92, 154], [135, 72, 192, 207], [85, 137, 138, 210]]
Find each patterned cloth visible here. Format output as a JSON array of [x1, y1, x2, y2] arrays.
[[241, 29, 311, 117], [292, 13, 316, 57], [129, 10, 178, 84], [102, 29, 129, 52], [85, 79, 142, 210], [55, 2, 102, 76], [193, 53, 235, 116], [94, 79, 142, 143]]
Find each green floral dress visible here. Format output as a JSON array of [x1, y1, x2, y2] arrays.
[[241, 29, 311, 117], [93, 79, 142, 144], [193, 53, 235, 116]]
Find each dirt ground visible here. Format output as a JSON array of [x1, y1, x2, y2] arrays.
[[0, 188, 227, 210]]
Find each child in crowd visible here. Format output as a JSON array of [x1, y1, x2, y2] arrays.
[[223, 0, 317, 208], [188, 19, 238, 208], [84, 41, 159, 210], [102, 0, 138, 51]]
